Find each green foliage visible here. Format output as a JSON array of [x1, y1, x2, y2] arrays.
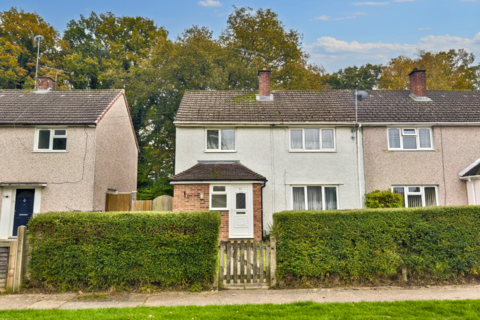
[[28, 211, 221, 291], [365, 189, 403, 208], [325, 63, 382, 90], [273, 206, 480, 283]]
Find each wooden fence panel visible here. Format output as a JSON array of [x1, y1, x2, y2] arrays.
[[105, 193, 131, 212], [152, 195, 173, 211], [218, 238, 275, 288], [0, 246, 8, 291], [132, 200, 152, 211]]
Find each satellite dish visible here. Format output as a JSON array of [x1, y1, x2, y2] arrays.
[[354, 90, 369, 101]]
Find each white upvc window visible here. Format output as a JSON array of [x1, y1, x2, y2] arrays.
[[290, 128, 335, 152], [210, 185, 229, 210], [205, 129, 236, 152], [34, 128, 67, 151], [387, 128, 433, 150], [291, 185, 338, 210], [392, 186, 438, 208]]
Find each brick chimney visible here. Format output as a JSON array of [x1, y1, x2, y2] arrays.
[[409, 68, 427, 97], [38, 76, 55, 90], [257, 69, 273, 101]]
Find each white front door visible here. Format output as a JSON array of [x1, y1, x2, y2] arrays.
[[229, 185, 253, 238]]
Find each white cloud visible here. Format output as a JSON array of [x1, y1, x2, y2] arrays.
[[418, 27, 431, 30], [305, 32, 480, 71], [198, 0, 222, 7], [352, 2, 389, 5], [314, 15, 356, 21]]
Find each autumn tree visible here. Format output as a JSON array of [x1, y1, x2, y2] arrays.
[[0, 7, 62, 88], [380, 49, 480, 90]]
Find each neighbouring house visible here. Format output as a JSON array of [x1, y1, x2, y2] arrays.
[[169, 70, 365, 240], [0, 77, 138, 239], [361, 69, 480, 208]]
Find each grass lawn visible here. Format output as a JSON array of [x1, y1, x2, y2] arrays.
[[0, 300, 479, 319]]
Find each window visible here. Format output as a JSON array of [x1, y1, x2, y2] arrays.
[[388, 128, 432, 150], [292, 186, 338, 210], [35, 128, 67, 151], [290, 129, 335, 151], [392, 186, 438, 208], [210, 185, 228, 209], [206, 129, 235, 151]]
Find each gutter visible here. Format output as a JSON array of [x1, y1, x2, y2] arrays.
[[174, 121, 356, 126]]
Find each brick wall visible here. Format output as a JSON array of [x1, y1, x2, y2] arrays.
[[173, 183, 263, 241]]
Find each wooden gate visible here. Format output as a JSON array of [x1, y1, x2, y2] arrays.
[[217, 238, 276, 289], [105, 193, 132, 211], [152, 195, 173, 211]]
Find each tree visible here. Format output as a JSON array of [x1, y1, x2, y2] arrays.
[[325, 63, 382, 90], [365, 190, 403, 209], [380, 49, 480, 90], [0, 7, 61, 88], [63, 11, 167, 89]]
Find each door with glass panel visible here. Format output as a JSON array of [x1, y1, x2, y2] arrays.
[[229, 185, 253, 238]]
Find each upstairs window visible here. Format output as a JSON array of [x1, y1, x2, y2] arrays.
[[290, 128, 335, 151], [392, 186, 438, 208], [35, 128, 67, 151], [292, 185, 338, 210], [388, 128, 432, 150], [206, 129, 235, 152]]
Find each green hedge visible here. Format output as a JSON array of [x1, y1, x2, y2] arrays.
[[273, 206, 480, 282], [28, 211, 221, 291]]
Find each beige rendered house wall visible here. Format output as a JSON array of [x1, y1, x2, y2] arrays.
[[92, 95, 138, 211], [0, 125, 97, 212], [363, 126, 480, 206]]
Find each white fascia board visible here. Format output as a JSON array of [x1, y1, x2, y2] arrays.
[[174, 121, 356, 127], [170, 180, 265, 185], [361, 122, 480, 126], [460, 175, 480, 181]]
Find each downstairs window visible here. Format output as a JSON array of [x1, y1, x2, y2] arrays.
[[292, 186, 338, 210], [392, 186, 438, 208]]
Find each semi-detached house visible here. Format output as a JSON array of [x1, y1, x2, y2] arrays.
[[170, 68, 480, 241]]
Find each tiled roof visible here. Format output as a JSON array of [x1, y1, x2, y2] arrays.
[[0, 89, 123, 125], [169, 161, 266, 182], [175, 90, 480, 123]]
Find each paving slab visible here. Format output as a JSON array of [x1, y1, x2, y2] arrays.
[[0, 285, 479, 310]]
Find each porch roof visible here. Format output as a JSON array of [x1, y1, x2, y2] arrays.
[[169, 161, 266, 182]]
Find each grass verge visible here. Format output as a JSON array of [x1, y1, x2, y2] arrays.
[[0, 299, 479, 319]]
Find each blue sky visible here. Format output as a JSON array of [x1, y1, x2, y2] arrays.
[[5, 0, 480, 72]]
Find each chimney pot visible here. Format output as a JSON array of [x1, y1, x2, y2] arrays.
[[408, 68, 427, 97], [37, 76, 55, 90], [257, 70, 272, 100]]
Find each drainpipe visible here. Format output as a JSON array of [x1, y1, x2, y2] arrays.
[[261, 180, 267, 239], [356, 123, 363, 208]]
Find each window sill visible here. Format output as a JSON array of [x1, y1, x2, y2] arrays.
[[32, 150, 68, 153], [289, 150, 336, 153], [204, 150, 236, 153], [210, 208, 229, 211], [386, 149, 436, 152]]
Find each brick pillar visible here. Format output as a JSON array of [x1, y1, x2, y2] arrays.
[[409, 68, 427, 97], [38, 76, 56, 90]]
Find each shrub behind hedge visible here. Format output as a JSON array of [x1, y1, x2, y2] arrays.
[[273, 206, 480, 283], [28, 211, 221, 291]]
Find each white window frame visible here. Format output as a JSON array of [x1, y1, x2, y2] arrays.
[[205, 128, 236, 153], [290, 185, 339, 210], [391, 185, 439, 208], [34, 127, 68, 152], [289, 128, 336, 152], [387, 127, 433, 151], [210, 185, 229, 210]]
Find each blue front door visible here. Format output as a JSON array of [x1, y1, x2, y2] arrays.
[[13, 189, 35, 236]]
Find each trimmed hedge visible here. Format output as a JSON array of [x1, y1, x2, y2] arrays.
[[28, 211, 221, 291], [273, 206, 480, 283]]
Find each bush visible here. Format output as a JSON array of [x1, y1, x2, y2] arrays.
[[28, 211, 221, 291], [365, 189, 403, 208], [273, 206, 480, 284]]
